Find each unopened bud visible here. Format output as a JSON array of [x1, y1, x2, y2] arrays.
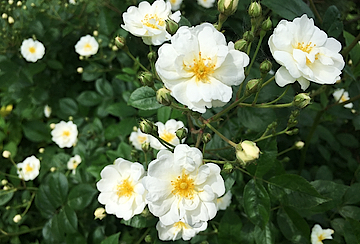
[[139, 119, 155, 135], [16, 1, 22, 6], [202, 133, 212, 144], [156, 87, 172, 106], [3, 185, 10, 190], [234, 39, 248, 52], [138, 72, 154, 87], [77, 67, 83, 73], [287, 118, 298, 128], [222, 162, 233, 173], [290, 109, 300, 119], [8, 16, 14, 24], [2, 13, 8, 19], [245, 79, 260, 96], [166, 18, 179, 35], [114, 36, 126, 49], [0, 104, 13, 117], [38, 148, 45, 153], [93, 30, 98, 36], [147, 51, 157, 62], [2, 151, 11, 158], [236, 140, 260, 166], [218, 0, 239, 17], [9, 0, 14, 4], [248, 2, 262, 18], [293, 93, 311, 109], [1, 179, 8, 185], [259, 60, 272, 74], [141, 142, 151, 153], [285, 128, 299, 135], [94, 207, 106, 220], [294, 141, 304, 150], [175, 127, 187, 141], [50, 167, 56, 172], [243, 31, 254, 42], [50, 123, 56, 129], [261, 17, 272, 31], [145, 235, 152, 243], [13, 214, 21, 223]]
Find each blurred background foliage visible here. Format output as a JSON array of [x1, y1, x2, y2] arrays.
[[0, 0, 360, 243]]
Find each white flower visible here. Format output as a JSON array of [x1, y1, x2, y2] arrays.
[[217, 191, 232, 210], [156, 219, 207, 241], [96, 158, 147, 220], [20, 38, 45, 62], [121, 0, 181, 46], [75, 35, 99, 57], [236, 140, 260, 164], [17, 155, 40, 181], [197, 0, 215, 8], [150, 119, 186, 150], [311, 224, 334, 244], [143, 144, 225, 225], [129, 128, 151, 151], [44, 105, 51, 118], [333, 88, 353, 108], [155, 23, 249, 113], [69, 0, 76, 4], [51, 121, 78, 148], [268, 14, 345, 91], [67, 155, 82, 174], [167, 0, 182, 11]]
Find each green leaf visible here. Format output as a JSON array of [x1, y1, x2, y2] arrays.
[[95, 78, 114, 97], [22, 120, 50, 142], [121, 214, 157, 228], [344, 31, 360, 67], [261, 0, 314, 20], [49, 172, 69, 205], [254, 222, 275, 244], [47, 60, 64, 70], [339, 206, 360, 221], [77, 91, 103, 106], [82, 63, 104, 81], [128, 86, 163, 110], [322, 5, 343, 38], [67, 184, 97, 210], [35, 184, 58, 219], [104, 123, 122, 140], [268, 174, 328, 209], [58, 205, 78, 234], [43, 214, 65, 243], [59, 97, 78, 115], [0, 189, 14, 206], [157, 106, 172, 123], [255, 139, 277, 178], [101, 232, 121, 244], [336, 133, 359, 148], [106, 102, 137, 118], [344, 183, 360, 205], [344, 218, 360, 244], [243, 179, 270, 228], [277, 207, 310, 244], [218, 209, 242, 244], [353, 115, 360, 130], [238, 107, 276, 132]]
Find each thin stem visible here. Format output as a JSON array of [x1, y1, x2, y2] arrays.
[[341, 32, 360, 58], [124, 49, 150, 72], [245, 31, 265, 76], [309, 0, 322, 24], [203, 122, 237, 148], [238, 102, 293, 108], [254, 127, 289, 143], [209, 94, 250, 122], [134, 228, 151, 244], [261, 76, 275, 88], [21, 192, 36, 216], [0, 226, 43, 238], [264, 86, 290, 105], [203, 159, 236, 164], [277, 145, 296, 156]]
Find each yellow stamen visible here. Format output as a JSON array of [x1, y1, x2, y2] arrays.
[[340, 95, 348, 102], [138, 135, 147, 144], [171, 172, 195, 199], [294, 42, 317, 64], [29, 47, 36, 53], [173, 221, 189, 231], [184, 52, 216, 83], [24, 164, 33, 173], [141, 14, 165, 30], [160, 131, 175, 143], [84, 43, 92, 51], [62, 130, 70, 137], [116, 178, 134, 198]]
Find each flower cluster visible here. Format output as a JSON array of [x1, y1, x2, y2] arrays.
[[97, 144, 226, 241]]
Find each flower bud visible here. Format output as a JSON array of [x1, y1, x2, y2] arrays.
[[8, 16, 14, 24], [141, 142, 151, 153], [9, 0, 14, 4], [13, 214, 21, 223], [93, 30, 98, 36], [2, 13, 8, 19], [287, 118, 298, 128], [245, 79, 260, 96], [138, 72, 154, 87], [16, 1, 22, 6], [147, 51, 157, 63], [236, 140, 260, 166], [294, 141, 304, 150], [166, 18, 179, 35], [175, 127, 187, 141], [234, 39, 248, 52], [114, 36, 126, 49], [1, 179, 8, 185], [259, 60, 272, 75], [145, 235, 152, 243], [50, 167, 57, 172], [293, 93, 311, 109], [2, 150, 11, 158], [202, 133, 212, 144], [156, 87, 172, 106], [139, 119, 155, 135], [94, 207, 106, 220], [285, 128, 299, 135], [0, 104, 13, 117], [218, 0, 239, 17], [248, 2, 262, 18], [38, 148, 45, 153], [261, 17, 272, 31], [50, 123, 56, 129], [77, 67, 83, 73], [243, 31, 254, 42], [222, 162, 234, 173]]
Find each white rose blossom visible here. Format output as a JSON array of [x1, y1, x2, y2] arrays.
[[51, 121, 78, 148], [197, 0, 215, 8], [332, 88, 353, 109], [17, 155, 40, 181], [167, 0, 182, 11], [217, 191, 232, 210], [20, 38, 45, 62], [96, 158, 147, 220], [129, 128, 151, 151], [67, 155, 82, 174], [155, 23, 249, 113], [150, 119, 186, 150], [143, 144, 225, 226], [75, 35, 99, 57], [121, 0, 181, 46], [156, 219, 207, 241], [311, 224, 334, 244], [268, 14, 345, 90]]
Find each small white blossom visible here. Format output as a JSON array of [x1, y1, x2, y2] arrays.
[[143, 144, 225, 226], [75, 35, 99, 57], [17, 155, 40, 181], [333, 88, 353, 109], [197, 0, 215, 8], [20, 38, 45, 62], [44, 105, 51, 118], [121, 0, 181, 46], [156, 219, 207, 241], [67, 155, 82, 174], [236, 140, 260, 164], [96, 158, 147, 220], [311, 224, 334, 244], [69, 0, 76, 4], [268, 14, 345, 90], [167, 0, 183, 11], [129, 128, 151, 151], [51, 121, 78, 148], [217, 191, 232, 210], [94, 207, 106, 220], [13, 214, 21, 223], [150, 119, 186, 150], [155, 23, 249, 113]]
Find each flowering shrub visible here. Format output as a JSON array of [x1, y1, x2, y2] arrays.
[[0, 0, 360, 243]]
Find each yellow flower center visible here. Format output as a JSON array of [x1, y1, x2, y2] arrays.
[[295, 42, 318, 64], [184, 52, 216, 83], [170, 0, 176, 3], [318, 233, 325, 241], [62, 130, 70, 137], [141, 14, 165, 30], [29, 47, 36, 53], [116, 178, 134, 198], [171, 172, 195, 199], [340, 95, 348, 102], [173, 221, 189, 231], [24, 164, 33, 173], [160, 131, 175, 143], [84, 43, 92, 51], [138, 135, 147, 144]]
